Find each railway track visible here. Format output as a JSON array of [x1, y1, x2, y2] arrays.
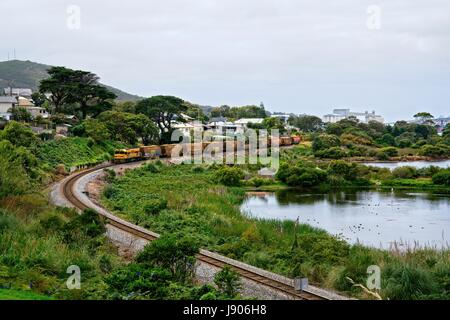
[[61, 162, 335, 300]]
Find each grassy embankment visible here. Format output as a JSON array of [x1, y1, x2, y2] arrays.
[[36, 137, 124, 171], [101, 162, 450, 300], [0, 194, 124, 300], [0, 137, 126, 299]]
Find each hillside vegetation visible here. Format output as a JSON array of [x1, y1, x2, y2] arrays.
[[0, 60, 141, 101]]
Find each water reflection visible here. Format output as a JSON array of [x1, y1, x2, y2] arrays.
[[362, 159, 450, 169], [241, 189, 450, 249]]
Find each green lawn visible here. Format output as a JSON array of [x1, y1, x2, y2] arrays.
[[0, 289, 52, 300]]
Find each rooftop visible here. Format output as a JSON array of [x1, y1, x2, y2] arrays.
[[0, 96, 17, 103], [235, 118, 265, 124]]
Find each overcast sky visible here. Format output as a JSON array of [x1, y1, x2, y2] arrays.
[[1, 0, 449, 121]]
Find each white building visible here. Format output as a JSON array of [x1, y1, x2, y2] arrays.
[[234, 118, 265, 128], [3, 87, 33, 99], [323, 109, 384, 124], [270, 113, 291, 123], [0, 96, 17, 121], [172, 120, 204, 137]]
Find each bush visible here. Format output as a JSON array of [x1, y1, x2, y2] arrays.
[[432, 169, 450, 186], [63, 208, 106, 242], [312, 134, 340, 151], [143, 198, 168, 215], [381, 147, 399, 157], [392, 166, 417, 179], [315, 147, 348, 159], [327, 160, 358, 181], [376, 147, 398, 160], [103, 168, 116, 183], [341, 133, 373, 146], [416, 166, 441, 178], [0, 121, 40, 149], [214, 167, 245, 186], [214, 266, 242, 298], [419, 144, 450, 158], [136, 235, 199, 283], [145, 163, 160, 173], [106, 264, 172, 299], [277, 164, 327, 187]]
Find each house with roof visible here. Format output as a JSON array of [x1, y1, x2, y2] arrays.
[[17, 97, 49, 119], [172, 120, 205, 137], [323, 109, 384, 124], [234, 118, 265, 129], [0, 96, 17, 121]]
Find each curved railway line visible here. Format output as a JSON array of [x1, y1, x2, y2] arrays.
[[61, 162, 345, 300]]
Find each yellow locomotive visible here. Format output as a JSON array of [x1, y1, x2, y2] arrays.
[[113, 146, 161, 163]]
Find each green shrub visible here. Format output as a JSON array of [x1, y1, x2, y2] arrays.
[[143, 198, 168, 215], [191, 166, 205, 173], [419, 144, 450, 158], [145, 163, 160, 173], [63, 209, 106, 242], [214, 167, 245, 186], [214, 266, 242, 298], [380, 147, 399, 157], [432, 169, 450, 186], [416, 166, 441, 178], [106, 263, 172, 299], [103, 168, 116, 183], [136, 235, 199, 283], [312, 134, 340, 151], [327, 160, 358, 181], [392, 166, 417, 179], [287, 166, 326, 187], [315, 147, 348, 159]]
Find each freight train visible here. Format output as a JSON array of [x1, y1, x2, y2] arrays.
[[113, 135, 301, 163]]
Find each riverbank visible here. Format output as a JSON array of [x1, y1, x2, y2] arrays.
[[101, 162, 450, 300]]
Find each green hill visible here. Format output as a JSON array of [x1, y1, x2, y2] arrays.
[[0, 60, 142, 101]]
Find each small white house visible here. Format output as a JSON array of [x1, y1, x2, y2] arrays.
[[0, 96, 17, 121], [172, 120, 204, 137], [234, 118, 265, 129]]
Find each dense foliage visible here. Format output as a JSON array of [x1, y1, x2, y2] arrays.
[[300, 116, 450, 160]]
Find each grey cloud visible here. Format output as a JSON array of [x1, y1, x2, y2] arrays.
[[1, 0, 449, 121]]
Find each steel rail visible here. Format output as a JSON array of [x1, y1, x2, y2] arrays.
[[61, 162, 330, 300]]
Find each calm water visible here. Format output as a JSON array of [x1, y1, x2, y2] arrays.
[[241, 190, 450, 249], [362, 159, 450, 169]]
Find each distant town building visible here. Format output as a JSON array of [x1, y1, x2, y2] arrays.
[[172, 120, 205, 137], [234, 118, 265, 128], [3, 87, 33, 99], [270, 113, 292, 123], [323, 109, 384, 124]]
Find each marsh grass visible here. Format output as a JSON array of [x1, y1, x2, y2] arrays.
[[102, 163, 450, 299]]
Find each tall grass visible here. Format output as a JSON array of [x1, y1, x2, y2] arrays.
[[102, 163, 450, 300], [0, 195, 123, 299]]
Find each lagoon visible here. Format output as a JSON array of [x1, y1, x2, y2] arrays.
[[241, 189, 450, 249]]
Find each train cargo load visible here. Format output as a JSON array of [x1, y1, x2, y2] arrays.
[[292, 136, 301, 144], [140, 145, 161, 158]]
